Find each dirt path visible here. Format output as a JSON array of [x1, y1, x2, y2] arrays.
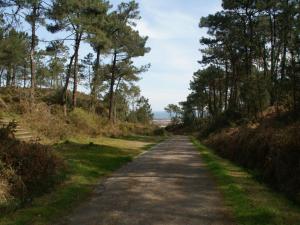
[[60, 136, 235, 225]]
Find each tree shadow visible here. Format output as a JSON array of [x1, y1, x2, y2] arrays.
[[118, 135, 165, 143]]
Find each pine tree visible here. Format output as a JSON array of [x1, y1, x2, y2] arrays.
[[48, 0, 109, 113], [107, 1, 150, 122]]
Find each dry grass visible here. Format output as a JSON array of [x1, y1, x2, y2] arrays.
[[0, 135, 162, 225], [205, 119, 300, 203], [0, 178, 11, 206], [193, 139, 300, 225], [22, 103, 71, 141], [0, 88, 157, 142]]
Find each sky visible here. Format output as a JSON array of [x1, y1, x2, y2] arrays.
[[33, 0, 223, 111], [121, 0, 223, 111]]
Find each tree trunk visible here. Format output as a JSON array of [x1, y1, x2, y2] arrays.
[[7, 66, 13, 87], [212, 80, 217, 116], [23, 64, 27, 88], [208, 86, 213, 116], [280, 0, 290, 81], [229, 58, 238, 111], [224, 61, 229, 111], [12, 66, 16, 87], [281, 38, 287, 81], [293, 61, 300, 118], [62, 52, 75, 116], [90, 47, 101, 111], [30, 5, 37, 100], [72, 32, 83, 109], [109, 51, 117, 122], [0, 69, 3, 87], [269, 12, 278, 106], [262, 40, 268, 78]]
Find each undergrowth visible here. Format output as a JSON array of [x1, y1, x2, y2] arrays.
[[193, 139, 300, 225], [0, 136, 160, 225], [204, 121, 300, 203], [0, 125, 64, 214]]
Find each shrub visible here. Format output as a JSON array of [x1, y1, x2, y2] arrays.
[[41, 88, 63, 105], [0, 177, 11, 206], [0, 164, 15, 207], [153, 127, 168, 136], [204, 122, 300, 203], [1, 142, 63, 196], [0, 125, 64, 207], [199, 111, 245, 138], [69, 108, 100, 135], [23, 103, 71, 140], [0, 163, 25, 208], [165, 123, 184, 134]]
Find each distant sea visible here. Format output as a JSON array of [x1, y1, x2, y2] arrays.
[[153, 111, 171, 120]]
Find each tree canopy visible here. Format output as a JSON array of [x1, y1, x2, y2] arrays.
[[0, 0, 152, 124], [179, 0, 300, 129]]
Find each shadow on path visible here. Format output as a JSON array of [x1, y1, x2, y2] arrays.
[[59, 136, 235, 225]]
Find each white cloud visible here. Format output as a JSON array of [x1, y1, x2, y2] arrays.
[[136, 4, 198, 40], [112, 0, 222, 110], [132, 3, 201, 110]]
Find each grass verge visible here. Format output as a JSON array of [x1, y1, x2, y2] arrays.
[[0, 135, 162, 225], [192, 138, 300, 225]]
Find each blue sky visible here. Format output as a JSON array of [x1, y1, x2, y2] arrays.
[[121, 0, 222, 111], [34, 0, 222, 111]]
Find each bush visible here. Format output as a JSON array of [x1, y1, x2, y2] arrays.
[[0, 162, 24, 209], [69, 108, 100, 135], [205, 122, 300, 203], [1, 142, 63, 196], [165, 123, 184, 134], [0, 165, 15, 207], [23, 103, 71, 140], [199, 111, 245, 138], [0, 125, 64, 208], [153, 127, 168, 136], [102, 122, 155, 138]]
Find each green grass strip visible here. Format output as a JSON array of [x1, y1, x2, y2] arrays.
[[192, 138, 300, 225], [0, 136, 162, 225]]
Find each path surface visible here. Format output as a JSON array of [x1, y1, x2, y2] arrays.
[[60, 136, 235, 225]]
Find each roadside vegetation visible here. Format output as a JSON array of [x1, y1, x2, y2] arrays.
[[0, 88, 156, 142], [0, 1, 153, 124], [0, 124, 63, 216], [0, 133, 162, 225], [0, 88, 164, 223], [204, 114, 300, 203], [0, 1, 165, 223], [166, 0, 300, 205], [193, 139, 300, 225]]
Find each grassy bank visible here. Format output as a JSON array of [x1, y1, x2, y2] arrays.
[[203, 119, 300, 203], [0, 135, 162, 225], [192, 138, 300, 225]]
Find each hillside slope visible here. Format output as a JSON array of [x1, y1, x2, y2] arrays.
[[203, 110, 300, 203]]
